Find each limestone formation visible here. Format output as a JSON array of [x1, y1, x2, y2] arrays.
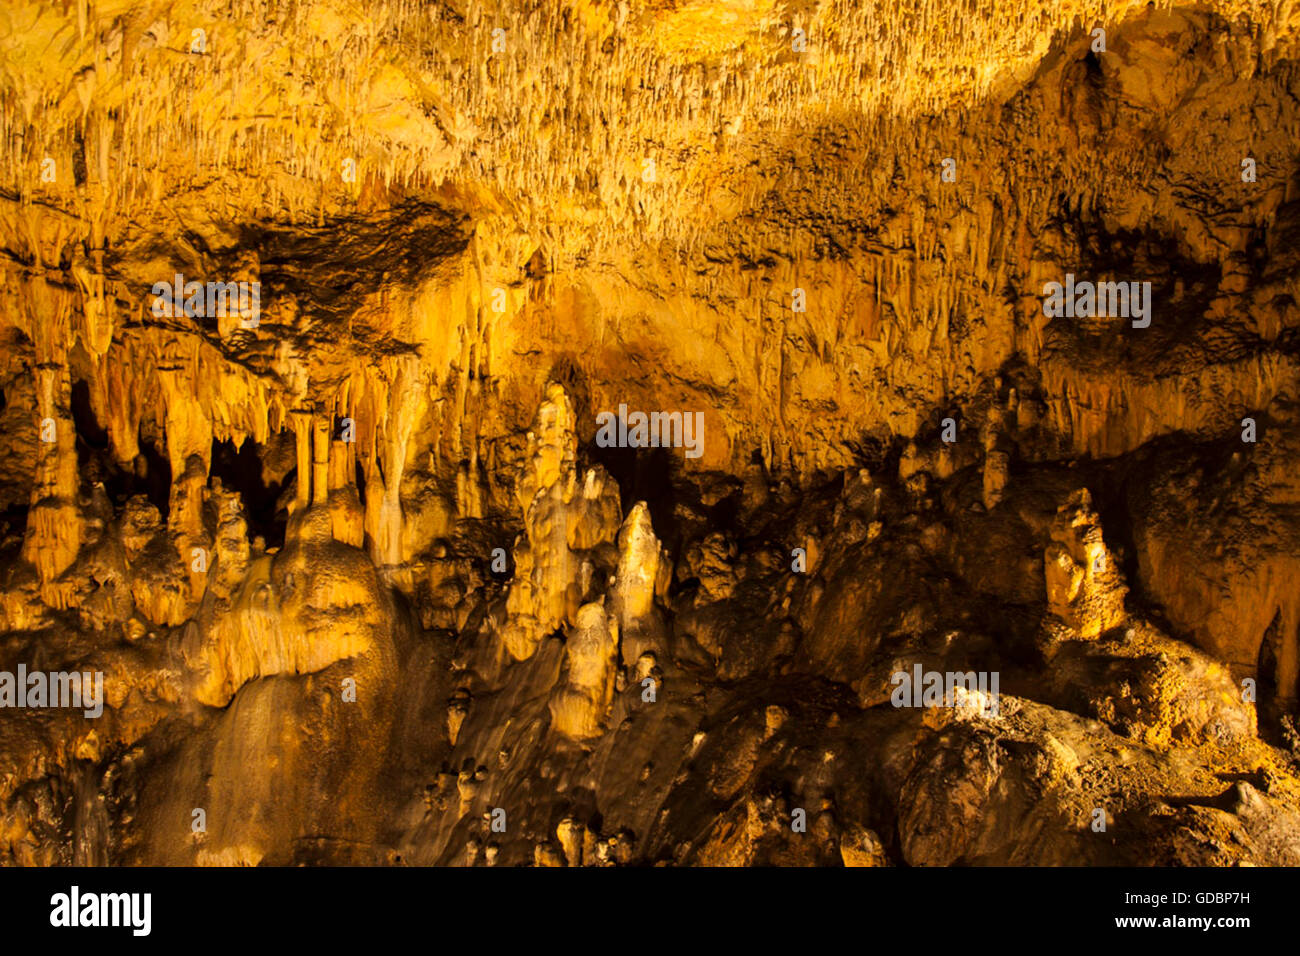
[[499, 385, 622, 661], [548, 601, 620, 740], [1044, 489, 1128, 641], [0, 0, 1298, 870]]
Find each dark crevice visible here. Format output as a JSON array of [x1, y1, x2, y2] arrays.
[[210, 438, 287, 549], [70, 380, 109, 471], [70, 380, 170, 517], [355, 460, 367, 507], [587, 443, 680, 553], [1257, 608, 1284, 744], [135, 439, 171, 519]]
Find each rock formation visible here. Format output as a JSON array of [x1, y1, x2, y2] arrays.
[[0, 0, 1299, 867]]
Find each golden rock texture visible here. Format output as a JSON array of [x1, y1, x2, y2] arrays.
[[0, 0, 1299, 867]]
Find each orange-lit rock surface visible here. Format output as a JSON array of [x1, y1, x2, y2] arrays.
[[1, 0, 1299, 866]]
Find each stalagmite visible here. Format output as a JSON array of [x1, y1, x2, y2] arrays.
[[499, 384, 622, 661], [1044, 489, 1128, 641], [549, 601, 620, 740], [611, 501, 670, 669]]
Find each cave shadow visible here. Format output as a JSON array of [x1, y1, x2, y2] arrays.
[[209, 437, 288, 550], [70, 379, 171, 518]]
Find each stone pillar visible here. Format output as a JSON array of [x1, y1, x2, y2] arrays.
[[311, 416, 330, 507], [291, 411, 312, 511]]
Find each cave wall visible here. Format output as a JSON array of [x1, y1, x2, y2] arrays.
[[1, 0, 1299, 866]]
